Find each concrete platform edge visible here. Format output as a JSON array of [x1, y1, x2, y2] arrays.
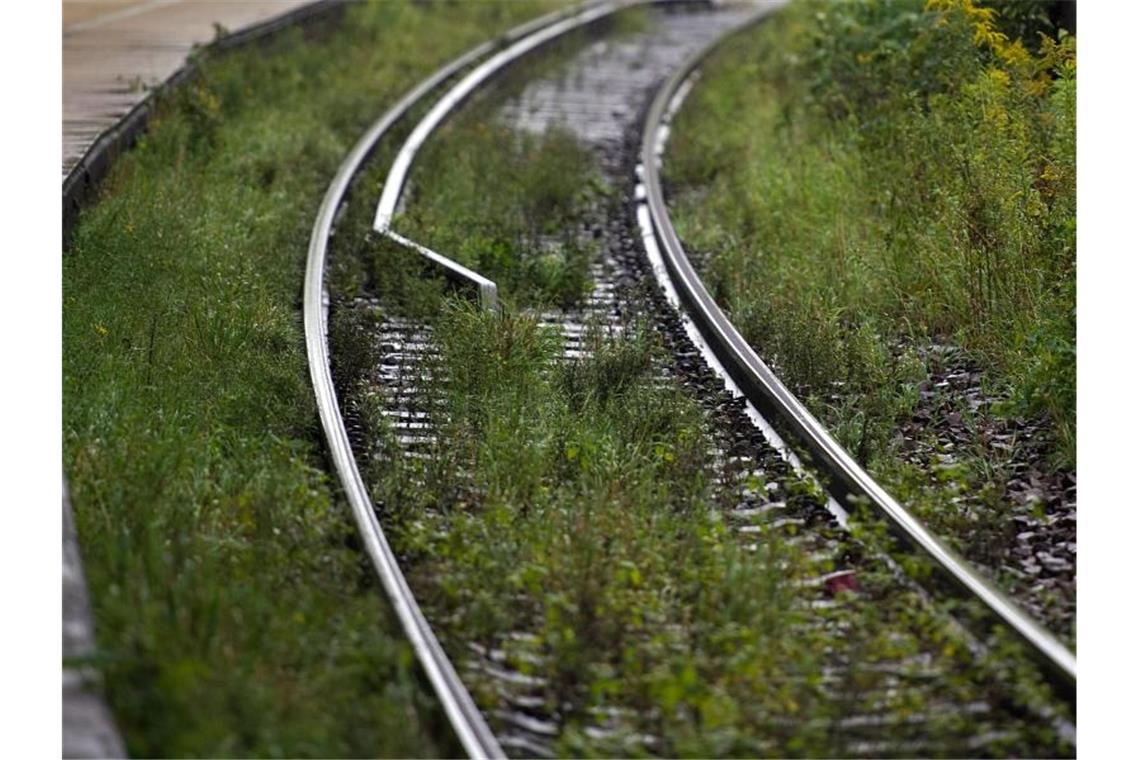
[[63, 481, 127, 759]]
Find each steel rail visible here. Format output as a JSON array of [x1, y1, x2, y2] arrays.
[[375, 0, 625, 230], [370, 1, 700, 306], [638, 6, 1077, 698], [303, 4, 614, 757], [385, 228, 500, 309]]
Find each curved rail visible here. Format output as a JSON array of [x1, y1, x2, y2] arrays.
[[638, 8, 1077, 698], [370, 0, 665, 307], [374, 0, 626, 230], [303, 4, 614, 757]]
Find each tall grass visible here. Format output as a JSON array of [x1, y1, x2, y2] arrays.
[[402, 121, 603, 309], [327, 35, 1071, 749], [665, 0, 1077, 615], [352, 304, 1068, 755], [62, 2, 563, 755], [668, 0, 1075, 466]]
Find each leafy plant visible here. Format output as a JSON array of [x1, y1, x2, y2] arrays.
[[666, 0, 1076, 642]]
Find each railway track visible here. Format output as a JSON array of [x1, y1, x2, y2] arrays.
[[304, 2, 1076, 756]]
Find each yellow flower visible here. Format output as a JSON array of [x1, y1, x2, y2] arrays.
[[986, 67, 1010, 88], [999, 39, 1032, 68]]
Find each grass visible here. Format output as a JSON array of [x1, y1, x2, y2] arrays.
[[322, 10, 626, 318], [665, 0, 1076, 639], [342, 300, 1071, 756], [393, 14, 628, 311], [326, 19, 1073, 753], [61, 1, 567, 755], [402, 122, 602, 309]]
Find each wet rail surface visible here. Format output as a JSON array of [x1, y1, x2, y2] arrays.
[[314, 3, 1075, 756]]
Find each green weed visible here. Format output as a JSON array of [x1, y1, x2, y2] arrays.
[[666, 0, 1076, 640], [62, 1, 566, 755], [401, 122, 601, 309]]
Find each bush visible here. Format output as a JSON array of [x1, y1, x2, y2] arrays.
[[669, 0, 1075, 467]]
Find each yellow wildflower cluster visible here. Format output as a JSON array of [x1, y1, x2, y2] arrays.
[[1038, 32, 1077, 78], [926, 0, 1075, 97], [926, 0, 1028, 65]]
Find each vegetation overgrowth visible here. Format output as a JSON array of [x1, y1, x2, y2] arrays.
[[666, 0, 1075, 635], [61, 1, 564, 755], [396, 17, 626, 311], [355, 306, 1068, 756], [328, 25, 1071, 752], [403, 123, 602, 308], [325, 11, 624, 317]]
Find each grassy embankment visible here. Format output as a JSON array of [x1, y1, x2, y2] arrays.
[[61, 1, 564, 755], [666, 0, 1076, 626], [327, 20, 1071, 755]]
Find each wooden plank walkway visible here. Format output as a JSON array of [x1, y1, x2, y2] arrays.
[[63, 0, 311, 177]]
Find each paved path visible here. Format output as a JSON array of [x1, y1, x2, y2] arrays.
[[63, 0, 312, 177]]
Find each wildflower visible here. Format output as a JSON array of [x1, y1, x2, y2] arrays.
[[986, 67, 1010, 88]]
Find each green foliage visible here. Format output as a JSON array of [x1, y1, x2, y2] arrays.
[[402, 120, 601, 309], [345, 299, 1069, 755], [665, 0, 1078, 650], [981, 0, 1071, 50], [668, 0, 1076, 472], [62, 1, 566, 755]]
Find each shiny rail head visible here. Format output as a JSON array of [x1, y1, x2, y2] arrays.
[[302, 6, 640, 759], [637, 1, 1076, 698], [380, 229, 499, 312], [370, 0, 723, 233]]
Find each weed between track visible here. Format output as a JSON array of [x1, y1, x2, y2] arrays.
[[353, 305, 1069, 756], [327, 15, 1072, 753], [665, 0, 1076, 643], [404, 125, 601, 309], [62, 0, 1076, 753], [61, 1, 566, 755]]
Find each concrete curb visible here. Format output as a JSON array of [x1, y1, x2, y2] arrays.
[[63, 482, 126, 759]]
